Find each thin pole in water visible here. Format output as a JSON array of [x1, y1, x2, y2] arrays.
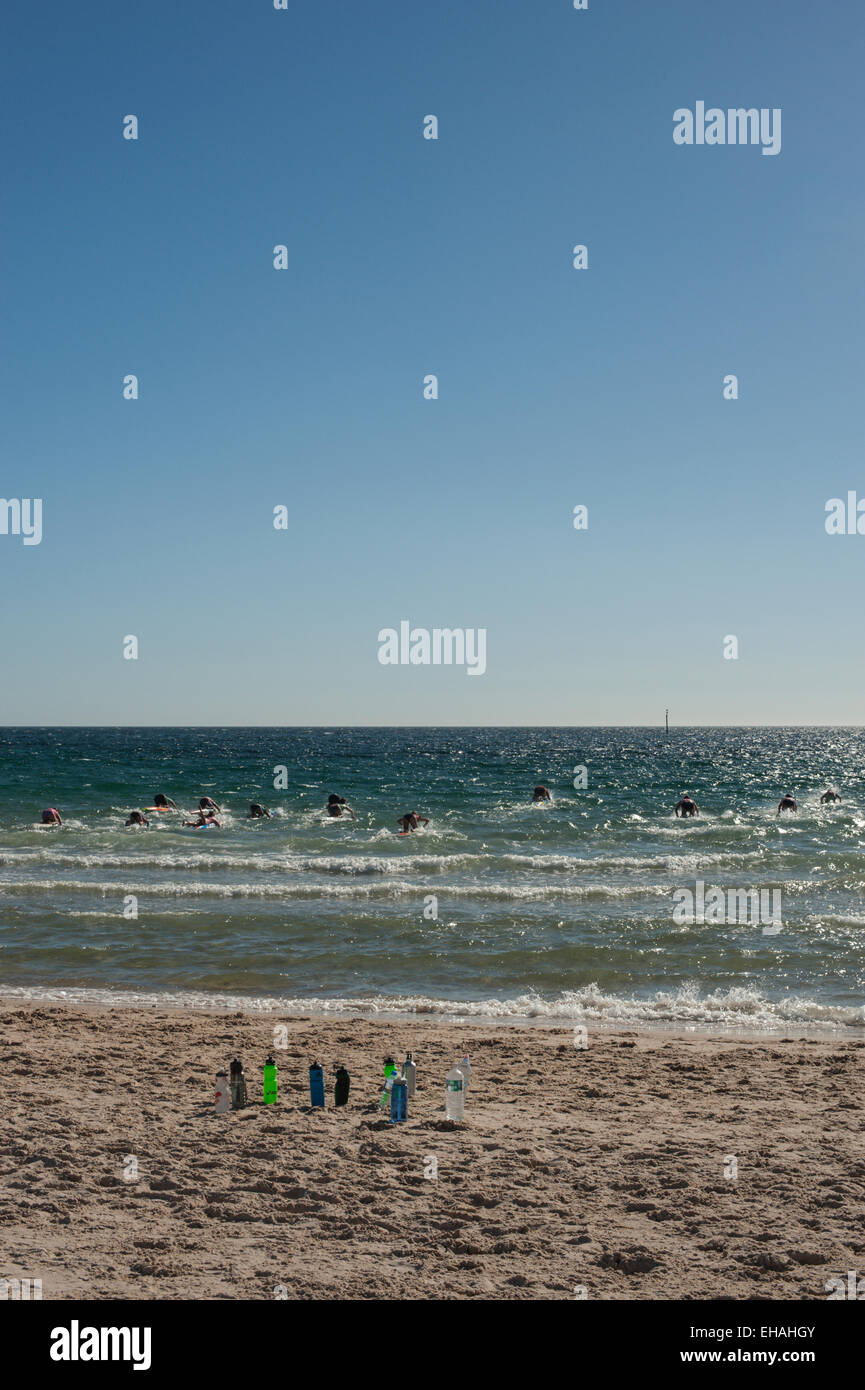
[[665, 708, 669, 736]]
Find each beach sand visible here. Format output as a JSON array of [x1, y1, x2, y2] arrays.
[[1, 1003, 863, 1301]]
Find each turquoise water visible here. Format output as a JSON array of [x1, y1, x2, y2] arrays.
[[0, 727, 863, 1031]]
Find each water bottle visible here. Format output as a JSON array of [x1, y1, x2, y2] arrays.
[[402, 1052, 417, 1097], [309, 1061, 325, 1108], [457, 1055, 471, 1092], [379, 1055, 398, 1109], [334, 1065, 350, 1107], [215, 1067, 230, 1113], [229, 1058, 248, 1110], [445, 1064, 465, 1121], [390, 1075, 408, 1123], [263, 1054, 278, 1105]]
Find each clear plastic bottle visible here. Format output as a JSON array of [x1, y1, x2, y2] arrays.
[[445, 1065, 465, 1120]]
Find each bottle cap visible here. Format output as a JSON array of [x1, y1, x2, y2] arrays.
[[264, 1054, 275, 1066]]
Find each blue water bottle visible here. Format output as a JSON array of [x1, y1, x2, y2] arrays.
[[309, 1061, 325, 1108], [390, 1075, 408, 1123]]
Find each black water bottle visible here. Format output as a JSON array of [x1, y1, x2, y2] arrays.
[[229, 1057, 248, 1110], [334, 1065, 350, 1107]]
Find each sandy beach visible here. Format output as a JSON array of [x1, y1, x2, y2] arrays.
[[1, 1002, 862, 1301]]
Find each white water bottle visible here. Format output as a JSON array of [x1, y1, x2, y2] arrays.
[[445, 1065, 465, 1121], [403, 1052, 417, 1097], [215, 1067, 230, 1113], [457, 1055, 471, 1092]]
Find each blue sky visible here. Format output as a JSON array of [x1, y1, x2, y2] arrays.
[[2, 0, 863, 725]]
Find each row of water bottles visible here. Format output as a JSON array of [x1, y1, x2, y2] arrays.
[[214, 1051, 471, 1120], [214, 1057, 350, 1111]]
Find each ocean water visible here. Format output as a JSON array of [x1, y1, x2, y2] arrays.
[[0, 727, 863, 1033]]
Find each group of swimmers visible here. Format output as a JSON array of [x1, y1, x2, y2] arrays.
[[39, 793, 432, 833], [673, 789, 841, 818], [36, 783, 845, 831]]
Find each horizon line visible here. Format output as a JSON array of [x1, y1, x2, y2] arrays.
[[0, 724, 862, 732]]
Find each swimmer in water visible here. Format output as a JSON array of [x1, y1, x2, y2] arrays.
[[184, 811, 221, 828], [397, 811, 429, 833], [40, 807, 62, 826], [248, 803, 271, 818], [125, 811, 149, 827], [327, 794, 356, 820], [198, 797, 221, 813], [674, 793, 699, 818], [153, 794, 177, 809], [820, 788, 841, 803], [532, 786, 552, 803], [777, 793, 797, 814]]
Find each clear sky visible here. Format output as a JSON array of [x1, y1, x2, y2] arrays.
[[2, 0, 863, 726]]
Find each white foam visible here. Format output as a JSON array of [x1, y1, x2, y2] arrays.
[[0, 981, 858, 1034]]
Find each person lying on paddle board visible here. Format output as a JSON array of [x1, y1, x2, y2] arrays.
[[532, 786, 552, 802], [777, 793, 797, 814], [674, 794, 699, 817], [397, 811, 429, 834], [327, 794, 355, 819]]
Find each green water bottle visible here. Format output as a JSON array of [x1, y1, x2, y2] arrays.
[[263, 1054, 278, 1105], [379, 1055, 398, 1110]]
